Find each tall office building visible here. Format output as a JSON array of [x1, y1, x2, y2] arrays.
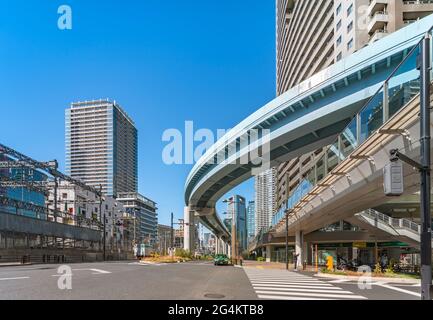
[[65, 99, 138, 197], [247, 201, 255, 240], [275, 0, 433, 212], [254, 168, 276, 235]]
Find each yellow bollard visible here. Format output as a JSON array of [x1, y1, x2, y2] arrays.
[[326, 256, 334, 271]]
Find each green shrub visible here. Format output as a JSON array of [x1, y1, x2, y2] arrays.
[[374, 263, 383, 274], [257, 257, 265, 262], [175, 248, 193, 259]]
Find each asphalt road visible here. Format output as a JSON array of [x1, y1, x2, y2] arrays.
[[0, 261, 256, 300], [0, 261, 423, 300]]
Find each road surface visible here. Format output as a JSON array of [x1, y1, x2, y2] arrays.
[[0, 261, 421, 300]]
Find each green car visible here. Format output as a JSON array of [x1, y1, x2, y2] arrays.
[[214, 254, 230, 266]]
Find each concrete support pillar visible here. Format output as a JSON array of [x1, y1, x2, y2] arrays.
[[183, 206, 195, 252], [266, 245, 272, 262], [295, 230, 304, 270], [216, 237, 225, 254], [215, 237, 220, 254], [304, 241, 310, 266]]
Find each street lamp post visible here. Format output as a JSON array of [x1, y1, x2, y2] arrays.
[[389, 34, 433, 300], [170, 212, 174, 253], [285, 211, 289, 271], [99, 185, 106, 261], [419, 34, 432, 300]]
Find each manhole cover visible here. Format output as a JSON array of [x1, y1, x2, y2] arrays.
[[204, 293, 225, 299]]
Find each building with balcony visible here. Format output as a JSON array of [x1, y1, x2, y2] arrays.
[[275, 0, 433, 219], [116, 192, 158, 246], [254, 168, 276, 235], [65, 99, 138, 197], [46, 181, 127, 252]]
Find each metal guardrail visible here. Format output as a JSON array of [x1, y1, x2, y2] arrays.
[[361, 209, 422, 235]]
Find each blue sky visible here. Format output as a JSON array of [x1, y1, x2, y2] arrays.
[[0, 1, 276, 225]]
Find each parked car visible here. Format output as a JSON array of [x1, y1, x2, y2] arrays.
[[214, 254, 230, 266]]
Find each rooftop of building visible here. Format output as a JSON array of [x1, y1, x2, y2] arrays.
[[70, 98, 136, 127], [116, 192, 157, 209]]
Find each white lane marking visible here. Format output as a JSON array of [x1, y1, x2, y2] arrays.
[[255, 290, 368, 300], [253, 286, 354, 294], [373, 282, 421, 297], [251, 281, 335, 287], [90, 269, 111, 274], [258, 294, 333, 301], [249, 278, 330, 283], [72, 268, 112, 274], [244, 269, 368, 300], [251, 283, 343, 290], [327, 279, 353, 283], [130, 262, 167, 266], [0, 277, 30, 281]]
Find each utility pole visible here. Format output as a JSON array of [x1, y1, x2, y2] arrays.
[[419, 33, 432, 300], [170, 212, 174, 251], [393, 35, 433, 300], [285, 212, 289, 271], [100, 184, 105, 261], [53, 177, 58, 221]]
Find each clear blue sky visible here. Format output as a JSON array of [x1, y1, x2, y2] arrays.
[[0, 0, 276, 225]]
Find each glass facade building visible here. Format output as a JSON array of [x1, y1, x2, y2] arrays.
[[0, 155, 47, 218], [226, 195, 248, 254], [247, 201, 255, 241]]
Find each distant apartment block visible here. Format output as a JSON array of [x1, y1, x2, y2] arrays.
[[116, 192, 158, 246], [254, 168, 276, 235], [65, 99, 138, 197]]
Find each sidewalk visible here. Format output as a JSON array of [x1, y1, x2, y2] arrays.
[[315, 272, 421, 284], [0, 262, 31, 267]]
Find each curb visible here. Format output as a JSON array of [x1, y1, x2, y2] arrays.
[[0, 263, 33, 268], [315, 272, 420, 284]]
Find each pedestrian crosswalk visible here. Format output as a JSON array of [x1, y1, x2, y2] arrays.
[[244, 268, 367, 300]]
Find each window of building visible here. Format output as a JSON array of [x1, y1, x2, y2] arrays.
[[347, 21, 353, 33], [336, 35, 342, 47], [347, 4, 353, 16], [336, 52, 343, 61], [347, 38, 354, 50], [336, 3, 342, 15], [62, 193, 68, 199], [336, 19, 342, 31]]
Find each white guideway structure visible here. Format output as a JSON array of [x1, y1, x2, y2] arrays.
[[184, 16, 433, 251]]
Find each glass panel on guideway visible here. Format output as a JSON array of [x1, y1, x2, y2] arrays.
[[272, 28, 430, 228]]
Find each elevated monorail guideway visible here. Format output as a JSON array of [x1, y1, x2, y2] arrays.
[[184, 16, 433, 251]]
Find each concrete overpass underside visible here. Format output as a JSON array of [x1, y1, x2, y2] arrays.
[[274, 86, 433, 239]]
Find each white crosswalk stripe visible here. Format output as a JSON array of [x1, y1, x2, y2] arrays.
[[244, 268, 367, 300]]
